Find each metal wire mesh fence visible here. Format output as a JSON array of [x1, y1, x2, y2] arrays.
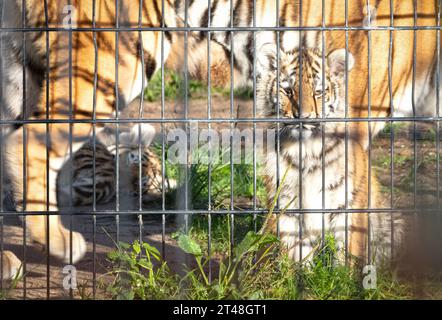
[[0, 0, 441, 299]]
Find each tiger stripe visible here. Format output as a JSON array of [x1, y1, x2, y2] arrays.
[[0, 0, 439, 279]]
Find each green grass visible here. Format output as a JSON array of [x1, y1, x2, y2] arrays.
[[381, 122, 439, 142], [105, 241, 180, 300], [373, 154, 412, 168], [151, 142, 267, 210], [151, 141, 268, 251], [173, 213, 267, 254], [420, 127, 437, 141], [104, 232, 413, 300], [0, 267, 23, 300], [144, 70, 253, 102], [187, 160, 267, 210], [103, 170, 414, 300], [298, 234, 411, 300], [392, 152, 439, 193], [381, 122, 409, 136]]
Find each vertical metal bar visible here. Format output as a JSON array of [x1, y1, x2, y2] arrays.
[[115, 0, 120, 244], [321, 0, 326, 248], [0, 224, 2, 292], [0, 0, 5, 290], [229, 0, 235, 252], [43, 0, 50, 300], [298, 0, 303, 262], [412, 0, 417, 207], [67, 0, 74, 299], [252, 0, 257, 233], [412, 0, 418, 258], [275, 0, 281, 240], [184, 0, 189, 234], [206, 0, 213, 284], [21, 0, 28, 299], [160, 0, 166, 260], [22, 0, 29, 299], [388, 0, 395, 261], [436, 0, 441, 258], [91, 0, 99, 299], [366, 0, 373, 265], [137, 0, 146, 250], [344, 0, 349, 265]]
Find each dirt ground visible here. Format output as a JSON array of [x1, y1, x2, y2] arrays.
[[2, 97, 442, 299]]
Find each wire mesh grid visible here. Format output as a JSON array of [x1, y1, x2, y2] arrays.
[[0, 0, 441, 299]]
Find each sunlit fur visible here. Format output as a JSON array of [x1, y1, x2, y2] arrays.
[[258, 48, 404, 265], [122, 148, 166, 203], [68, 140, 116, 207], [60, 124, 170, 207], [65, 141, 166, 206], [0, 0, 440, 279]]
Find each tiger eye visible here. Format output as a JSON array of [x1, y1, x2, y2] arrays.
[[314, 88, 324, 96], [284, 87, 293, 96]]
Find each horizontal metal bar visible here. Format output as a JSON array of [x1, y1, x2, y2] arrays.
[[0, 116, 441, 125], [0, 207, 438, 216], [0, 26, 441, 32]]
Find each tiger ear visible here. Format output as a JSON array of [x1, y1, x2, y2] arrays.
[[327, 48, 354, 79], [257, 42, 278, 72], [119, 124, 156, 147]]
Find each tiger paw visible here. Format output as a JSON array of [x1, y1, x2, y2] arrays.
[[1, 251, 22, 280], [29, 216, 87, 264], [47, 229, 87, 264]]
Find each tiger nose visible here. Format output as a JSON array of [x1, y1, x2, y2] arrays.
[[296, 111, 315, 119], [128, 151, 140, 164], [297, 111, 320, 130]]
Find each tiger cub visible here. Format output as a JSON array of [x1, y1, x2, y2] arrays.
[[113, 124, 175, 203], [61, 124, 168, 207], [258, 47, 403, 265]]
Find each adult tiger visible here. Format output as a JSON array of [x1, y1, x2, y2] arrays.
[[0, 0, 275, 280], [0, 0, 439, 280]]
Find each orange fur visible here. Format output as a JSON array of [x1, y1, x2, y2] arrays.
[[1, 0, 438, 279]]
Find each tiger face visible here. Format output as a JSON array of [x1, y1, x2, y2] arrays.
[[122, 147, 164, 202], [67, 124, 171, 207], [258, 47, 354, 141]]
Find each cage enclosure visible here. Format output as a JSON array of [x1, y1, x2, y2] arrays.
[[0, 0, 441, 300]]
